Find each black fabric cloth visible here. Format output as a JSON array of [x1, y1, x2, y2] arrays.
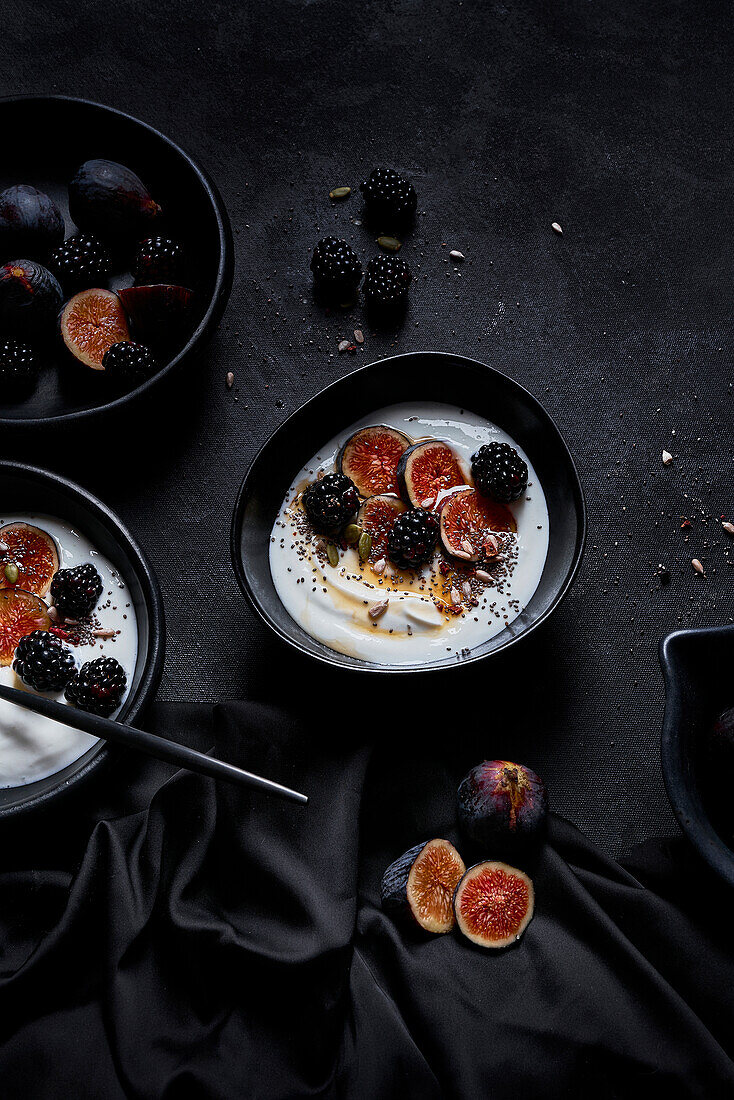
[[1, 702, 732, 1099]]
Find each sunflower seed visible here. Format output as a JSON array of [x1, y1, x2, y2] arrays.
[[373, 557, 386, 575], [47, 605, 59, 621], [450, 587, 462, 605], [377, 236, 402, 252], [662, 450, 673, 465], [327, 543, 339, 568], [354, 329, 364, 344], [93, 629, 117, 639], [723, 521, 734, 535], [421, 497, 435, 509], [484, 534, 500, 557], [475, 569, 492, 583], [338, 340, 350, 353], [368, 598, 389, 620], [692, 558, 705, 575], [226, 371, 235, 389], [461, 581, 472, 599], [452, 549, 472, 561], [329, 186, 351, 200], [552, 221, 563, 235], [461, 539, 474, 555], [449, 250, 465, 261]]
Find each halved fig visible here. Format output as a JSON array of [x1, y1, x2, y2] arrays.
[[358, 494, 407, 556], [117, 284, 195, 350], [381, 838, 466, 934], [60, 288, 130, 370], [397, 440, 467, 508], [0, 522, 59, 597], [440, 488, 516, 562], [0, 589, 51, 666], [339, 425, 411, 497], [454, 861, 534, 949]]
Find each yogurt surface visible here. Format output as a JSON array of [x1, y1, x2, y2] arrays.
[[269, 402, 549, 665], [0, 514, 138, 787]]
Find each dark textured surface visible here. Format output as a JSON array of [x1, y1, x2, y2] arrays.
[[2, 0, 734, 853]]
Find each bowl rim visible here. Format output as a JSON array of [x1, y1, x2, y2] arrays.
[[0, 93, 234, 429], [659, 624, 734, 888], [230, 350, 587, 673], [0, 458, 166, 817]]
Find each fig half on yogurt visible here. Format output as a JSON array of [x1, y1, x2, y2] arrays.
[[381, 838, 466, 934], [339, 425, 411, 497], [396, 439, 466, 509], [440, 488, 515, 563], [457, 759, 548, 850]]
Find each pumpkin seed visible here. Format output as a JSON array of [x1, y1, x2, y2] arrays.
[[722, 521, 734, 535], [368, 598, 389, 620], [327, 543, 339, 568], [329, 186, 351, 200], [358, 532, 372, 561], [4, 562, 19, 584], [377, 236, 402, 252], [344, 524, 362, 545]]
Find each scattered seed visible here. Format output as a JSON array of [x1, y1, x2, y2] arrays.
[[475, 569, 492, 583], [338, 340, 350, 353], [461, 539, 474, 555], [450, 587, 462, 605], [692, 558, 705, 575], [358, 532, 372, 561], [3, 562, 18, 584], [373, 557, 386, 575], [344, 524, 362, 545], [354, 329, 365, 344], [368, 598, 389, 620], [551, 221, 563, 235], [662, 450, 673, 465], [461, 581, 472, 599], [377, 236, 402, 252], [722, 521, 734, 535], [327, 543, 339, 568], [226, 371, 234, 389], [449, 250, 465, 261], [329, 186, 351, 200], [421, 497, 435, 509]]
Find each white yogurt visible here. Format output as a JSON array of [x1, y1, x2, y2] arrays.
[[269, 402, 549, 665], [0, 514, 138, 787]]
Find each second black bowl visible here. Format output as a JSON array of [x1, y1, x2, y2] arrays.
[[231, 352, 586, 673]]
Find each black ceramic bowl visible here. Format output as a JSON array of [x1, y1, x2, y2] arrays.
[[0, 461, 165, 817], [0, 95, 233, 428], [231, 352, 586, 673], [660, 624, 734, 888]]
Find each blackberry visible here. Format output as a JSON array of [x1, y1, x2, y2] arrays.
[[0, 339, 39, 390], [471, 442, 529, 503], [360, 168, 417, 227], [386, 509, 439, 570], [363, 254, 412, 310], [50, 563, 103, 619], [47, 235, 112, 293], [13, 631, 76, 692], [310, 237, 362, 299], [102, 341, 158, 386], [134, 237, 184, 285], [302, 473, 359, 533], [65, 656, 126, 716]]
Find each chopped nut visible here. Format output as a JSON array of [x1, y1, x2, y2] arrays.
[[551, 221, 563, 235], [338, 340, 350, 353], [93, 629, 117, 639], [449, 250, 465, 261], [722, 521, 734, 535], [450, 587, 462, 605], [461, 581, 472, 599], [354, 329, 364, 344], [368, 598, 389, 620], [692, 558, 705, 575], [484, 534, 500, 557], [47, 605, 59, 621], [226, 371, 234, 389], [662, 450, 673, 465], [372, 557, 386, 575]]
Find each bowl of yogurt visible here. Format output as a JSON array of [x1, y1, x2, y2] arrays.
[[231, 352, 586, 672], [0, 461, 164, 816]]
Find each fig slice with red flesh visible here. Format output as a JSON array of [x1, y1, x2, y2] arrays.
[[381, 838, 466, 934], [339, 425, 411, 497], [454, 861, 534, 948], [440, 488, 516, 562], [397, 440, 467, 509], [0, 589, 51, 666], [0, 522, 59, 597], [358, 494, 407, 558], [60, 288, 130, 370]]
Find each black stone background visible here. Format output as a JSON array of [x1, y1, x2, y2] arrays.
[[2, 0, 734, 855]]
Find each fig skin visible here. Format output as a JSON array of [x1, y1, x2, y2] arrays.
[[396, 439, 467, 509], [339, 425, 411, 497], [457, 760, 548, 851], [69, 159, 162, 240], [0, 259, 63, 339], [381, 838, 465, 934], [454, 861, 534, 949], [0, 185, 65, 262], [117, 284, 194, 351]]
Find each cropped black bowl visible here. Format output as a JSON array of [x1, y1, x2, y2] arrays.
[[660, 624, 734, 889], [0, 95, 233, 429], [0, 461, 165, 817], [231, 352, 586, 672]]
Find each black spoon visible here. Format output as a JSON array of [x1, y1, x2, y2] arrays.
[[0, 684, 308, 805]]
